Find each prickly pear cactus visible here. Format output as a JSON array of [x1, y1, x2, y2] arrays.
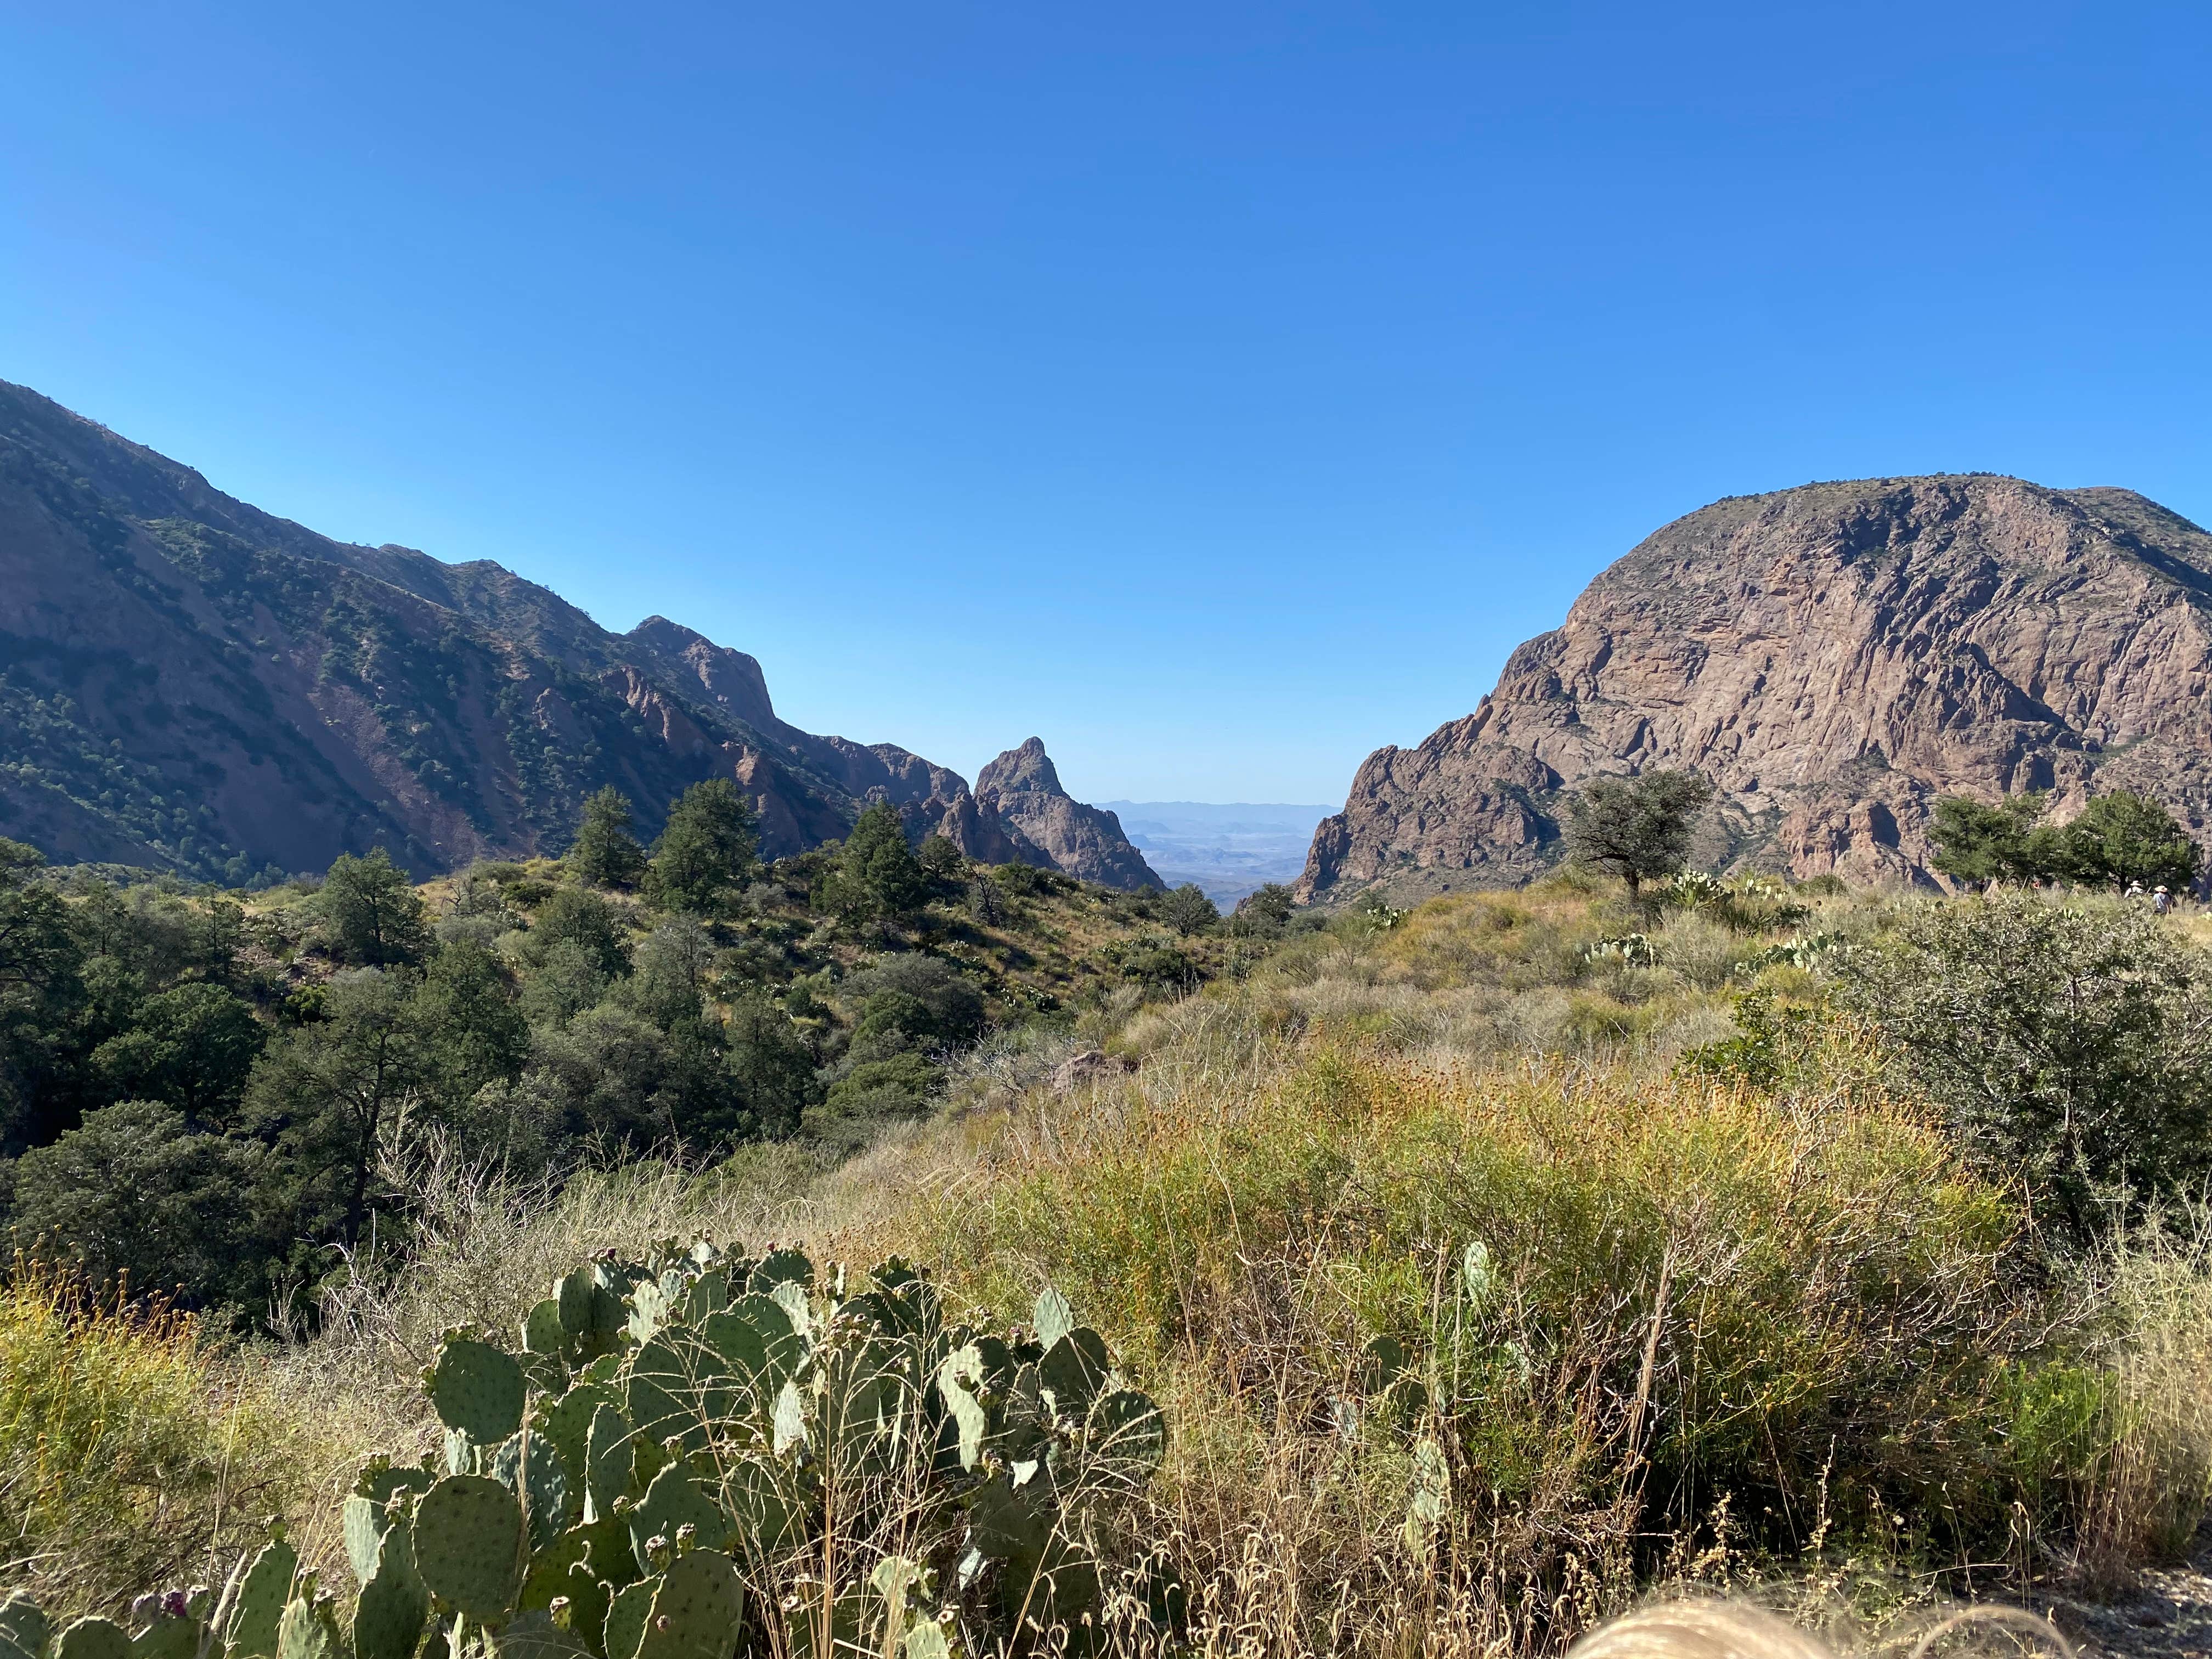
[[51, 1619, 129, 1659], [0, 1598, 47, 1659], [225, 1534, 298, 1659], [60, 1240, 1175, 1659], [429, 1335, 527, 1447], [350, 1509, 430, 1659], [413, 1474, 528, 1621], [275, 1589, 348, 1659], [633, 1550, 743, 1659]]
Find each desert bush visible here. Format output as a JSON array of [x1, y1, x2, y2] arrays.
[[0, 1260, 321, 1616], [1836, 892, 2212, 1234]]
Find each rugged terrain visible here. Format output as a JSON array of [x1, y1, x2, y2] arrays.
[[977, 738, 1163, 890], [1302, 473, 2212, 902], [0, 380, 1153, 885]]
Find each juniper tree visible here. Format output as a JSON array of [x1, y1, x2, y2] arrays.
[[1563, 770, 1715, 896]]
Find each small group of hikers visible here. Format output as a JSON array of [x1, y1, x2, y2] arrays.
[[2017, 873, 2183, 912], [2123, 878, 2176, 913]]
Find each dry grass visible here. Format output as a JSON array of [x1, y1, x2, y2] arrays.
[[195, 879, 2212, 1654], [0, 1260, 331, 1616], [870, 1041, 2042, 1657]]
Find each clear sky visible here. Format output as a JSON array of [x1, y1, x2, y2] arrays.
[[4, 4, 2208, 805]]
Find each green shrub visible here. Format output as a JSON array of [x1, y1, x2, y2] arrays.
[[0, 1262, 316, 1615], [1837, 893, 2212, 1233]]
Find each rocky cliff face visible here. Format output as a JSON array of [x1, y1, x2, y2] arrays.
[[1301, 475, 2212, 902], [978, 738, 1163, 890], [0, 379, 1118, 882]]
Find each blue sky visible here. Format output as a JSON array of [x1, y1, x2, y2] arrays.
[[3, 3, 2207, 804]]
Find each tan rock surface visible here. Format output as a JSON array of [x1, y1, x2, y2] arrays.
[[1301, 475, 2212, 902], [977, 738, 1164, 891]]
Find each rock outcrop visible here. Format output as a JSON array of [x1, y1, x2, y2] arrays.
[[1300, 475, 2212, 902], [977, 738, 1164, 891], [0, 377, 1125, 883]]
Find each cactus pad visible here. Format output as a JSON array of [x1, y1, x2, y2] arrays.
[[627, 1463, 729, 1574], [1031, 1286, 1074, 1350], [0, 1599, 44, 1659], [771, 1379, 808, 1456], [715, 1453, 800, 1554], [523, 1299, 567, 1356], [342, 1493, 390, 1586], [351, 1519, 430, 1659], [492, 1427, 571, 1554], [55, 1618, 129, 1659], [937, 1345, 988, 1470], [225, 1537, 298, 1659], [676, 1267, 729, 1324], [585, 1402, 635, 1522], [275, 1597, 346, 1659], [131, 1615, 197, 1659], [483, 1608, 590, 1659], [431, 1335, 527, 1444], [627, 1330, 734, 1454], [634, 1549, 743, 1659], [1087, 1390, 1167, 1482], [748, 1248, 813, 1295], [1038, 1328, 1110, 1413], [967, 1473, 1049, 1564], [413, 1474, 527, 1621], [602, 1579, 656, 1659]]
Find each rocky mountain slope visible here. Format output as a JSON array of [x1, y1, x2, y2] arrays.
[[0, 379, 1155, 886], [1301, 474, 2212, 901], [977, 738, 1163, 890]]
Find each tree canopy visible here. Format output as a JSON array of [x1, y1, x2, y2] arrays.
[[1928, 789, 2199, 892], [1563, 770, 1715, 895], [567, 786, 648, 889], [645, 778, 759, 917]]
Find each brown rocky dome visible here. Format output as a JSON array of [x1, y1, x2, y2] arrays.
[[1300, 474, 2212, 903], [978, 738, 1164, 891]]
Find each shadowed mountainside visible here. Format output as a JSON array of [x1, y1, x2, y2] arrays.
[[0, 379, 1153, 885]]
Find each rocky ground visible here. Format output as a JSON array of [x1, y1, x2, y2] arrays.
[[2036, 1534, 2212, 1657]]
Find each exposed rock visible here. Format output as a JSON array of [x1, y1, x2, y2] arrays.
[[1301, 475, 2212, 902], [623, 616, 780, 733], [978, 738, 1164, 891], [1048, 1048, 1131, 1095], [0, 377, 1109, 882]]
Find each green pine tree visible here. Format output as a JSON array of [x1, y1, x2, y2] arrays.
[[568, 786, 649, 888], [645, 778, 760, 917]]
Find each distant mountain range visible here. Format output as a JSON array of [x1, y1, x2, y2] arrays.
[[1301, 473, 2212, 902], [0, 379, 1159, 888], [1102, 802, 1334, 906]]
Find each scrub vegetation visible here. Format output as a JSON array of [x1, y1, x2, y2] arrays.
[[4, 784, 2211, 1658]]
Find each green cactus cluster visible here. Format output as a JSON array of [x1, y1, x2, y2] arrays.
[[3, 1245, 1172, 1659]]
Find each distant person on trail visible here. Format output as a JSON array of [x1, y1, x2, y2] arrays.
[[2155, 884, 2173, 915], [2127, 879, 2147, 901]]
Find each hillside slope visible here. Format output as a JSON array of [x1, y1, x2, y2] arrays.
[[1302, 474, 2212, 901], [0, 380, 1154, 885]]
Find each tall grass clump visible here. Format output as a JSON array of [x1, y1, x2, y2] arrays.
[[2047, 1213, 2212, 1585], [0, 1260, 320, 1615], [885, 1043, 2086, 1655]]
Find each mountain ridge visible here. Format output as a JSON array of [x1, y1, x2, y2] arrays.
[[0, 379, 1153, 887], [1300, 473, 2212, 901]]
